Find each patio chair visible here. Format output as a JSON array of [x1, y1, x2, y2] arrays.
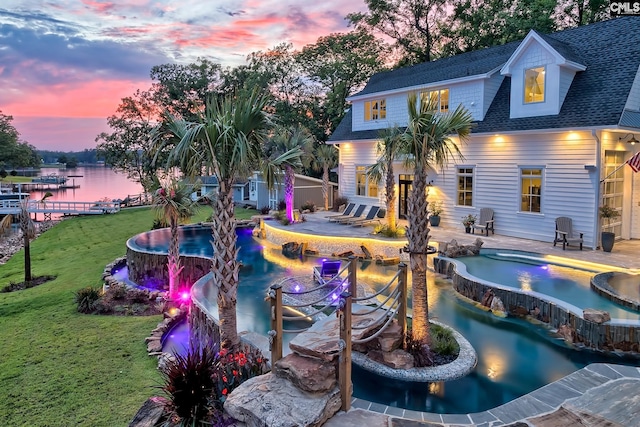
[[313, 260, 342, 284], [554, 217, 583, 250], [350, 206, 383, 227], [333, 204, 366, 224], [472, 208, 495, 236], [325, 202, 355, 221]]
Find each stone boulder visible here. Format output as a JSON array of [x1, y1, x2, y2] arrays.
[[128, 396, 167, 427], [490, 295, 506, 317], [557, 324, 576, 344], [583, 308, 611, 324], [274, 354, 337, 393], [282, 242, 307, 259], [440, 238, 484, 258], [367, 348, 415, 369], [224, 373, 341, 427]]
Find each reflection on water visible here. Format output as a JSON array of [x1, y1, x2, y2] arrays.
[[134, 226, 640, 414], [26, 166, 143, 203]]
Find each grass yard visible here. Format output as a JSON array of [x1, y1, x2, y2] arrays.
[[0, 205, 257, 426]]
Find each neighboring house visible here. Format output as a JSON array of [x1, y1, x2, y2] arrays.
[[249, 172, 337, 211], [194, 176, 251, 205], [328, 17, 640, 249]]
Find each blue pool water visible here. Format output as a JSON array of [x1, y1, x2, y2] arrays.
[[458, 252, 640, 320], [131, 226, 640, 414]]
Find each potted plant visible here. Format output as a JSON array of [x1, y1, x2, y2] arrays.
[[599, 204, 620, 252], [428, 201, 443, 226], [461, 214, 477, 233]]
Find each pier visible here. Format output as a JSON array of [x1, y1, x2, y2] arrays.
[[0, 199, 121, 220]]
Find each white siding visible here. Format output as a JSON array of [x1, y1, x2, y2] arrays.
[[632, 160, 640, 239], [431, 131, 599, 247], [508, 44, 562, 118], [338, 141, 384, 207], [558, 67, 577, 108]]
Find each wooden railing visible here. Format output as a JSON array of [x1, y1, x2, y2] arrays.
[[268, 257, 408, 411], [0, 199, 121, 216]]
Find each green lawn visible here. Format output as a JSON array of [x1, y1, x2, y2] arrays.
[[0, 205, 257, 426]]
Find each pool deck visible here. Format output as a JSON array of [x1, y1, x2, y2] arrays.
[[271, 212, 640, 426]]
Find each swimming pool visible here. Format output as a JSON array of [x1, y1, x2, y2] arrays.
[[131, 226, 640, 414]]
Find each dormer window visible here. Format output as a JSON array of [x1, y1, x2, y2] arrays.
[[364, 99, 386, 121], [524, 67, 545, 104], [420, 89, 449, 112]]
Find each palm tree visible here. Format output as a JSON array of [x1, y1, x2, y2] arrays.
[[403, 93, 472, 347], [0, 194, 51, 283], [366, 126, 403, 232], [264, 125, 314, 222], [151, 179, 197, 300], [161, 90, 271, 350], [312, 144, 338, 211]]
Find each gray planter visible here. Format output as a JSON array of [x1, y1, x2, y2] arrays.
[[601, 231, 615, 252], [429, 215, 441, 227]]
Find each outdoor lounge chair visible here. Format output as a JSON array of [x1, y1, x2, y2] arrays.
[[333, 204, 366, 224], [350, 206, 383, 227], [313, 260, 342, 284], [472, 208, 495, 236], [554, 216, 583, 250], [325, 202, 356, 221]]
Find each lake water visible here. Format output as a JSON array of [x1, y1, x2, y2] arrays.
[[25, 166, 144, 203]]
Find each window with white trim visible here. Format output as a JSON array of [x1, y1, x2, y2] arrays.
[[420, 89, 449, 112], [457, 167, 473, 206], [356, 165, 378, 197], [520, 168, 542, 213], [524, 67, 545, 104], [364, 99, 386, 121]]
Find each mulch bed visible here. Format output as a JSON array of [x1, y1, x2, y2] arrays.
[[0, 275, 57, 293]]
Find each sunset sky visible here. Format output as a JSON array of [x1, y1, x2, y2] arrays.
[[0, 1, 365, 151]]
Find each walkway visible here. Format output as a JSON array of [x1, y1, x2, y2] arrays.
[[266, 211, 640, 426]]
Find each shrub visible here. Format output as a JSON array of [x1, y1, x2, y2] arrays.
[[277, 199, 286, 211], [211, 347, 268, 410], [160, 341, 219, 425], [128, 288, 149, 304], [373, 224, 406, 238], [0, 168, 7, 179], [403, 329, 434, 367], [259, 205, 271, 215], [109, 283, 128, 300], [74, 286, 103, 313], [9, 170, 17, 176], [151, 218, 168, 230], [300, 200, 316, 213], [333, 196, 349, 212], [431, 324, 460, 356]]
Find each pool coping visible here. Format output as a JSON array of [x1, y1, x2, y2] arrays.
[[347, 362, 640, 426], [592, 271, 640, 313]]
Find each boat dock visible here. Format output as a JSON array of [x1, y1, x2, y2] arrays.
[[0, 199, 121, 219]]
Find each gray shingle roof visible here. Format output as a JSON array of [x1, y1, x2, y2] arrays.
[[330, 17, 640, 142]]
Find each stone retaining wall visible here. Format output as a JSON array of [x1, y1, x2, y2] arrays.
[[434, 257, 640, 353], [126, 249, 211, 290]]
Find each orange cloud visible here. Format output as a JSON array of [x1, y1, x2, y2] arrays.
[[3, 79, 149, 119]]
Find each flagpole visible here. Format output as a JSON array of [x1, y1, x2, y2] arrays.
[[599, 163, 627, 183]]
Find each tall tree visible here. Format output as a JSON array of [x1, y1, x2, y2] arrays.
[[441, 0, 557, 55], [554, 0, 609, 28], [0, 112, 39, 169], [150, 58, 224, 121], [347, 0, 449, 65], [264, 126, 314, 222], [96, 89, 165, 192], [162, 91, 271, 350], [151, 179, 198, 300], [312, 144, 338, 211], [403, 93, 472, 347], [297, 30, 389, 134], [367, 127, 404, 232]]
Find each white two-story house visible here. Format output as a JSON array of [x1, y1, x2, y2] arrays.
[[328, 17, 640, 249]]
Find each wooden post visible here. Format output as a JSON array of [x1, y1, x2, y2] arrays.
[[398, 262, 408, 337], [269, 284, 283, 364], [348, 255, 357, 297], [338, 291, 352, 412]]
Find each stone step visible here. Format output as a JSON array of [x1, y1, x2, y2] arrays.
[[289, 304, 389, 361], [224, 372, 342, 427]]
